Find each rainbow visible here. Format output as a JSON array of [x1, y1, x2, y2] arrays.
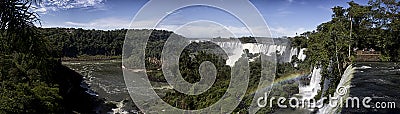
[[247, 72, 308, 95], [274, 73, 306, 84]]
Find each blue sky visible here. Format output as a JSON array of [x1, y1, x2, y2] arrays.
[[34, 0, 369, 38]]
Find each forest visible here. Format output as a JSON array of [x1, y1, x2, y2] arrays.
[[0, 0, 399, 113], [40, 28, 175, 58], [289, 0, 399, 100]]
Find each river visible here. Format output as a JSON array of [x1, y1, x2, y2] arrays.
[[63, 60, 400, 113], [341, 62, 400, 113], [63, 60, 139, 113]]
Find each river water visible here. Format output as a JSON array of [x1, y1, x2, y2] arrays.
[[63, 60, 400, 113], [63, 60, 138, 113], [341, 62, 400, 113]]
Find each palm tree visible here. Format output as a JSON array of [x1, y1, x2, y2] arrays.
[[0, 0, 40, 53]]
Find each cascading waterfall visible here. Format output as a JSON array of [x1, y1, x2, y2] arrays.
[[295, 65, 354, 113], [215, 41, 289, 66], [298, 48, 306, 61], [298, 67, 323, 101], [189, 38, 306, 66], [189, 39, 315, 110], [290, 48, 306, 67], [317, 65, 355, 114], [214, 41, 244, 66], [289, 47, 298, 61]]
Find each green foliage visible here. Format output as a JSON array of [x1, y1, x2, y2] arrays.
[[238, 36, 257, 43], [380, 54, 391, 61], [40, 28, 179, 59], [0, 82, 61, 113], [289, 35, 308, 48], [161, 45, 231, 110], [1, 0, 396, 113], [40, 28, 127, 57], [293, 0, 400, 101], [0, 0, 71, 113], [276, 62, 296, 79], [0, 35, 63, 113]]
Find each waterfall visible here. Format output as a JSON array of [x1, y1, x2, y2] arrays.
[[296, 65, 354, 113], [188, 38, 305, 66], [213, 41, 244, 66], [287, 47, 307, 63], [298, 48, 306, 61], [289, 47, 298, 61], [216, 42, 292, 66], [298, 67, 323, 101], [317, 65, 355, 114]]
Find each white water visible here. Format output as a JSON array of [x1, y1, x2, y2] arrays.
[[298, 67, 323, 102], [298, 48, 306, 61], [111, 100, 129, 114], [215, 41, 290, 66], [359, 65, 372, 69], [289, 48, 298, 61], [295, 65, 355, 113], [189, 39, 306, 66], [190, 38, 306, 66], [317, 65, 355, 114]]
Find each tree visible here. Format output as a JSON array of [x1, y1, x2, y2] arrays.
[[298, 0, 400, 98], [0, 0, 63, 113]]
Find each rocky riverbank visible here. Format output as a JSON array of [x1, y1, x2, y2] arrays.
[[54, 64, 116, 113]]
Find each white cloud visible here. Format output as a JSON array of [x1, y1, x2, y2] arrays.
[[172, 25, 246, 38], [126, 20, 251, 38], [270, 27, 308, 37], [33, 7, 47, 13], [33, 0, 106, 14], [127, 19, 276, 38], [155, 21, 278, 38], [165, 24, 307, 38], [62, 17, 306, 38], [64, 17, 131, 29], [156, 22, 243, 38], [72, 0, 103, 7], [317, 5, 331, 12]]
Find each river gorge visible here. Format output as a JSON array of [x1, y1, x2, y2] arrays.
[[63, 38, 399, 113]]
